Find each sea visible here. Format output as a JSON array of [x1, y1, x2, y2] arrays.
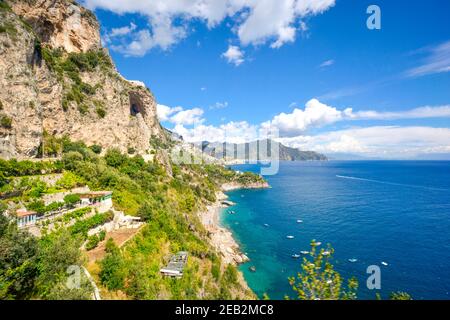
[[220, 161, 450, 300]]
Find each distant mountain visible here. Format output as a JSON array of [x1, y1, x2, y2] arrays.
[[199, 139, 327, 161]]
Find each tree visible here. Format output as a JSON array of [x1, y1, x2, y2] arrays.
[[37, 229, 84, 298], [99, 239, 125, 290], [0, 214, 39, 299], [289, 241, 358, 300]]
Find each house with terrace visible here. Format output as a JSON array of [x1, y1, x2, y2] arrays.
[[16, 209, 37, 228], [77, 191, 113, 213]]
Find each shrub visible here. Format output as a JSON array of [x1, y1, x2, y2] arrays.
[[96, 107, 106, 118], [89, 144, 102, 154], [85, 234, 100, 251], [127, 147, 135, 155], [56, 172, 83, 190], [78, 103, 89, 115], [63, 194, 81, 206], [0, 114, 12, 128]]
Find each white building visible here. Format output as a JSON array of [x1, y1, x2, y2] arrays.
[[16, 209, 37, 228]]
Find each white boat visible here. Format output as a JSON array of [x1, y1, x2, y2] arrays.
[[348, 258, 358, 263], [300, 251, 309, 255], [322, 251, 331, 256], [291, 254, 301, 258], [263, 223, 270, 227], [286, 235, 294, 239], [296, 219, 303, 223], [314, 241, 322, 246], [381, 261, 388, 266]]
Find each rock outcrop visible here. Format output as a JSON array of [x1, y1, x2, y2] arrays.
[[0, 0, 166, 159]]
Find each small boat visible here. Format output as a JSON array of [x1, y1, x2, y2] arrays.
[[322, 251, 331, 256], [263, 223, 270, 227], [291, 254, 301, 259], [381, 261, 388, 266], [249, 266, 256, 272], [296, 219, 303, 223], [300, 251, 309, 255], [348, 258, 358, 263], [314, 241, 322, 246], [286, 235, 295, 239], [228, 210, 235, 214]]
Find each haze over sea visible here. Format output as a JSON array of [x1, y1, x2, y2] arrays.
[[221, 161, 450, 300]]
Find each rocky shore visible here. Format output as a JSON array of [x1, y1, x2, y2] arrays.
[[199, 181, 269, 265]]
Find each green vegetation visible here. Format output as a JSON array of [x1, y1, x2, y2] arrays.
[[0, 114, 12, 128], [390, 291, 413, 300], [289, 241, 358, 300], [39, 47, 112, 113], [0, 211, 91, 299], [70, 211, 113, 239], [0, 135, 264, 299], [0, 21, 17, 40], [0, 1, 12, 12], [89, 144, 102, 154]]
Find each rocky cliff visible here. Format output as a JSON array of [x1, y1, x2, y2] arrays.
[[0, 0, 166, 159]]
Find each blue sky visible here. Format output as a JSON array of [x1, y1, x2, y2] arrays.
[[83, 0, 450, 159]]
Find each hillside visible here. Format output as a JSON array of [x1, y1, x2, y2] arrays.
[[201, 139, 328, 162], [0, 0, 166, 159], [0, 0, 267, 301]]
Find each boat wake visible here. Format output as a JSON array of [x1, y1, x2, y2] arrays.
[[336, 175, 449, 192]]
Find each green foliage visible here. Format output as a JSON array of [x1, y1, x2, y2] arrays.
[[223, 264, 238, 285], [100, 239, 125, 290], [0, 114, 12, 128], [56, 171, 84, 190], [37, 131, 63, 157], [89, 144, 102, 154], [127, 147, 136, 155], [63, 194, 81, 207], [70, 212, 113, 239], [105, 148, 127, 168], [61, 207, 91, 223], [0, 1, 12, 11], [0, 100, 3, 110], [0, 214, 39, 299], [289, 241, 358, 300], [37, 229, 84, 298], [0, 21, 17, 40], [390, 291, 413, 300], [0, 159, 62, 177], [78, 103, 89, 115]]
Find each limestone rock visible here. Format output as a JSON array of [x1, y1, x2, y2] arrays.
[[0, 0, 167, 159]]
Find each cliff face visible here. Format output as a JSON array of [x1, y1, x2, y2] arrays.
[[0, 0, 165, 159]]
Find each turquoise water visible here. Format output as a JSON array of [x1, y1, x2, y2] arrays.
[[220, 161, 450, 300]]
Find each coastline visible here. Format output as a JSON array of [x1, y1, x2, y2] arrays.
[[198, 180, 269, 296]]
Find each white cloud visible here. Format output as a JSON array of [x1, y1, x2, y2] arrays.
[[319, 59, 334, 68], [222, 45, 245, 66], [210, 101, 229, 110], [405, 40, 450, 78], [263, 98, 450, 136], [277, 126, 450, 158], [173, 121, 259, 144], [83, 0, 336, 56], [170, 108, 205, 125], [157, 104, 204, 125], [156, 104, 183, 121], [261, 98, 348, 136]]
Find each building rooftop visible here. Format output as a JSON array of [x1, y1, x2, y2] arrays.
[[77, 191, 112, 199], [16, 209, 37, 218], [160, 251, 188, 276]]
